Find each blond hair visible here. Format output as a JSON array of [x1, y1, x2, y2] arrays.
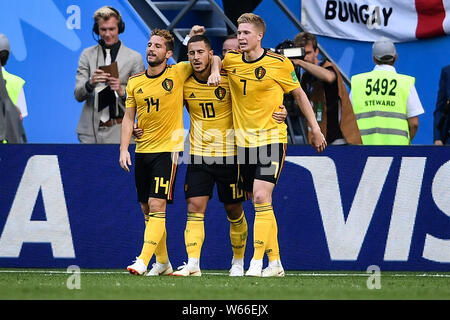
[[237, 13, 266, 35], [151, 29, 174, 51], [94, 6, 121, 23]]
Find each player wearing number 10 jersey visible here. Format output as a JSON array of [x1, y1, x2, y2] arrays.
[[119, 29, 222, 277], [174, 35, 248, 277], [172, 34, 288, 277]]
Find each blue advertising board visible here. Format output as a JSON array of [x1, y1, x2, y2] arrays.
[[1, 145, 449, 271]]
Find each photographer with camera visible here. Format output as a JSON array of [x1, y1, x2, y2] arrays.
[[434, 65, 450, 145], [281, 32, 361, 145]]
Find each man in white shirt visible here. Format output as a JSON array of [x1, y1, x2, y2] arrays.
[[350, 37, 424, 145]]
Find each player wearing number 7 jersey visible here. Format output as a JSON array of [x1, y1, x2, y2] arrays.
[[119, 29, 222, 276], [222, 13, 327, 277]]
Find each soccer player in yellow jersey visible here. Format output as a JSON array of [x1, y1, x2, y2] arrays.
[[172, 34, 245, 277], [119, 29, 221, 276], [222, 13, 327, 277], [163, 34, 286, 277]]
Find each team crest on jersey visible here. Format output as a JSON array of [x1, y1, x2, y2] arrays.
[[162, 78, 173, 92], [254, 66, 266, 79], [214, 86, 226, 100]]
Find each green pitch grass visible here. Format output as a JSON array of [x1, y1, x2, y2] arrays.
[[0, 269, 449, 300]]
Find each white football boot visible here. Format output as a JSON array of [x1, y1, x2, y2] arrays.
[[245, 259, 263, 277], [262, 260, 285, 277], [146, 260, 173, 276], [127, 258, 147, 275], [229, 258, 244, 277], [172, 261, 202, 277]]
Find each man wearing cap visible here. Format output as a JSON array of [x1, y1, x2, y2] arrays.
[[0, 33, 28, 119], [350, 36, 424, 145]]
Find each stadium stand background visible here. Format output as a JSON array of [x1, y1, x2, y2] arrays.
[[0, 0, 449, 144]]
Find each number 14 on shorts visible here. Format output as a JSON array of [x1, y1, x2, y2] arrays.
[[154, 177, 169, 194]]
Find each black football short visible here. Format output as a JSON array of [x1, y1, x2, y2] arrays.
[[236, 143, 287, 192], [134, 152, 179, 204], [184, 155, 246, 203]]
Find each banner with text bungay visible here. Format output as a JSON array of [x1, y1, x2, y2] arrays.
[[301, 0, 450, 42]]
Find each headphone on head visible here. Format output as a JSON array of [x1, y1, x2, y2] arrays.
[[93, 6, 125, 35]]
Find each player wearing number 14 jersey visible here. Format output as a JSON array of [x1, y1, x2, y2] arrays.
[[119, 29, 222, 276]]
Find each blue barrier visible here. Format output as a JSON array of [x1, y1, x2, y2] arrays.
[[0, 145, 449, 271]]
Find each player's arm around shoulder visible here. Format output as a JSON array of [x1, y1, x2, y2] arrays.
[[207, 55, 223, 86]]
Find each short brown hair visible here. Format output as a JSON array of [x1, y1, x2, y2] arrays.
[[151, 29, 174, 51], [188, 35, 212, 50], [293, 32, 318, 50], [237, 13, 266, 35]]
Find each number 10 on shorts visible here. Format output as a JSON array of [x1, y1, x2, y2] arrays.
[[230, 183, 244, 200]]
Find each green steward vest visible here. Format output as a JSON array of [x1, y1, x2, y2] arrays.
[[2, 68, 25, 105], [351, 70, 414, 145]]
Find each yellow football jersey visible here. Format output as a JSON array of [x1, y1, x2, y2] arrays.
[[183, 71, 236, 157], [222, 49, 300, 147], [126, 62, 192, 153]]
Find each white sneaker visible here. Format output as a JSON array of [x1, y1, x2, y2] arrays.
[[146, 261, 173, 276], [172, 262, 202, 276], [127, 258, 147, 275], [262, 260, 285, 277], [245, 259, 262, 277], [229, 258, 244, 277]]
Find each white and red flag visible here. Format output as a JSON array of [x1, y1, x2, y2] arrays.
[[301, 0, 450, 42]]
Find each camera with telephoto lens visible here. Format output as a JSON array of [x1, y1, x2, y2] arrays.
[[275, 39, 305, 59]]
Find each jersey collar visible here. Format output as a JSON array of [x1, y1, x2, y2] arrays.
[[145, 65, 167, 79], [242, 48, 267, 64], [192, 73, 208, 84]]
